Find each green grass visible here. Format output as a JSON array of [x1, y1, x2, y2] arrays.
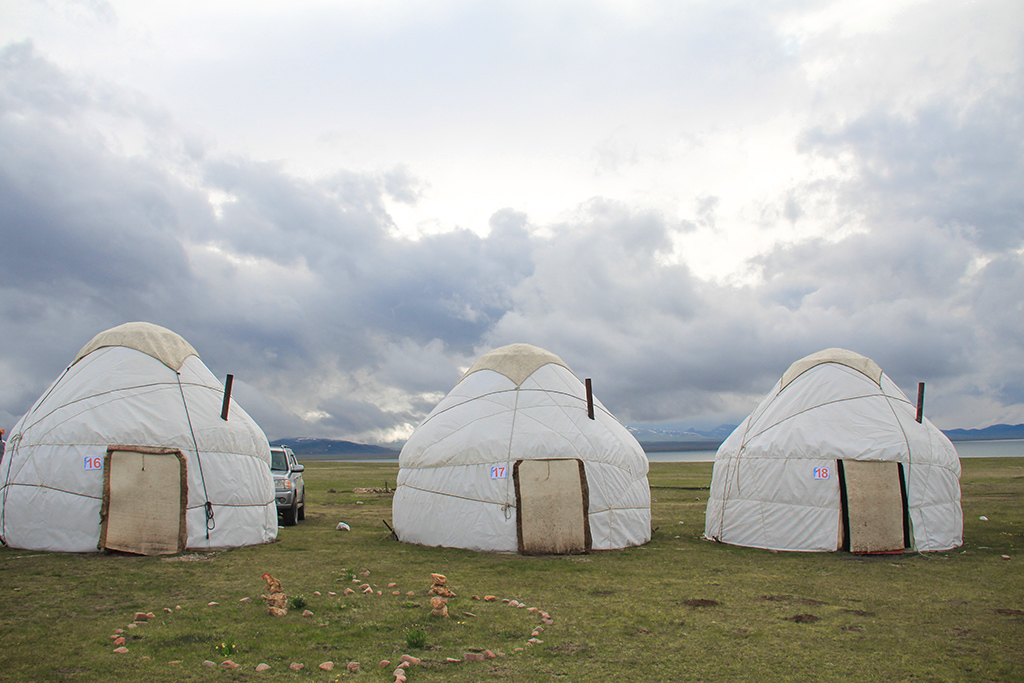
[[1, 458, 1022, 682]]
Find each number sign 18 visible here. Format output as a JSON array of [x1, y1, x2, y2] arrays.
[[813, 466, 830, 480], [84, 456, 103, 470]]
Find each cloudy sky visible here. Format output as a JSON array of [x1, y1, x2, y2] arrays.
[[1, 0, 1022, 444]]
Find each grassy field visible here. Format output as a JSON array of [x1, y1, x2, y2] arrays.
[[1, 458, 1021, 682]]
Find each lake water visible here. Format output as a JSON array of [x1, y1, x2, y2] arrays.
[[646, 439, 1024, 462]]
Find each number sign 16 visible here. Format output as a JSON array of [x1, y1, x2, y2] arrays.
[[490, 465, 507, 479], [84, 456, 103, 471], [813, 466, 830, 480]]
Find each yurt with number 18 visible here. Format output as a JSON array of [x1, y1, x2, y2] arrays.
[[393, 343, 651, 554], [0, 322, 277, 555], [704, 348, 962, 554]]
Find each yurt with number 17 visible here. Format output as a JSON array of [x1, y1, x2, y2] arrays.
[[704, 348, 962, 553], [393, 343, 651, 554], [0, 322, 277, 555]]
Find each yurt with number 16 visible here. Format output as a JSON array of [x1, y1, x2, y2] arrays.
[[393, 343, 651, 554], [704, 348, 962, 554], [0, 322, 277, 555]]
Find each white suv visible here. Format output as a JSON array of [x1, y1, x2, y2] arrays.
[[270, 445, 305, 526]]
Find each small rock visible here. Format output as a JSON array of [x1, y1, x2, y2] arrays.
[[484, 650, 497, 659], [406, 591, 416, 597], [508, 600, 520, 607], [168, 660, 182, 664], [464, 652, 485, 662], [1002, 555, 1011, 560], [463, 612, 476, 618], [514, 647, 524, 652], [344, 588, 356, 595], [502, 598, 511, 604], [313, 591, 321, 596], [239, 597, 251, 603], [379, 660, 391, 668], [113, 637, 126, 647], [471, 595, 480, 600], [392, 591, 400, 595], [175, 605, 181, 610], [133, 612, 149, 622], [542, 618, 554, 625], [164, 607, 173, 612], [320, 661, 335, 671], [377, 591, 382, 595], [362, 585, 374, 594], [207, 602, 219, 607], [446, 657, 461, 663], [352, 578, 361, 583], [980, 516, 989, 521], [127, 624, 137, 629], [146, 612, 155, 619], [289, 662, 304, 671], [113, 647, 129, 654], [345, 662, 359, 672], [113, 629, 124, 634], [388, 582, 397, 588], [356, 501, 364, 505], [328, 591, 336, 596], [221, 660, 240, 669], [203, 660, 216, 667], [484, 595, 497, 602], [400, 654, 421, 665], [359, 569, 371, 577], [302, 609, 314, 617], [398, 661, 410, 669], [255, 663, 271, 671]]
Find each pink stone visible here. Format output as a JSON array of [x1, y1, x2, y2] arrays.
[[471, 595, 480, 600], [113, 647, 129, 654], [446, 657, 461, 663], [164, 607, 173, 612], [255, 663, 271, 672], [328, 592, 336, 596], [398, 661, 409, 669], [388, 582, 397, 588], [400, 654, 421, 665], [464, 652, 485, 662], [168, 660, 182, 665], [127, 624, 137, 629], [484, 595, 497, 602], [463, 612, 476, 618], [207, 602, 219, 607], [113, 629, 124, 634], [392, 591, 400, 596], [528, 638, 543, 644], [133, 612, 149, 622], [302, 609, 314, 617], [379, 660, 391, 668], [113, 637, 125, 647], [146, 612, 156, 619], [406, 591, 416, 597], [203, 660, 216, 667], [319, 661, 335, 671], [289, 662, 304, 671], [345, 662, 359, 672], [239, 597, 251, 603], [484, 650, 497, 659], [344, 588, 355, 595], [314, 591, 321, 596], [221, 660, 240, 669], [175, 605, 181, 610]]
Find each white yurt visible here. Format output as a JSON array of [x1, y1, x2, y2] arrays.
[[393, 343, 651, 554], [704, 348, 962, 553], [0, 322, 277, 555]]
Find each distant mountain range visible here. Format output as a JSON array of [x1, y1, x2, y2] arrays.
[[274, 423, 1024, 459]]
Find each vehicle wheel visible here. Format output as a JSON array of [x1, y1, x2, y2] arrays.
[[298, 494, 305, 521], [282, 501, 298, 526]]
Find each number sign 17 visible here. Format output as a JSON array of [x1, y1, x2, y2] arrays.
[[490, 465, 507, 479]]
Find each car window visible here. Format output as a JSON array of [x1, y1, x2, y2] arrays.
[[270, 450, 287, 472]]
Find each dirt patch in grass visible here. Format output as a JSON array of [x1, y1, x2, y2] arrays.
[[547, 642, 589, 655], [841, 609, 876, 617], [989, 608, 1024, 617], [161, 552, 220, 562], [683, 599, 719, 607]]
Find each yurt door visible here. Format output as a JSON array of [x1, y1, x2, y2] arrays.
[[99, 447, 187, 556], [513, 459, 591, 555], [838, 460, 909, 554]]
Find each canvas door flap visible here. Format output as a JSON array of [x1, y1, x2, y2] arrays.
[[99, 447, 187, 555], [514, 459, 590, 555], [841, 459, 905, 554]]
